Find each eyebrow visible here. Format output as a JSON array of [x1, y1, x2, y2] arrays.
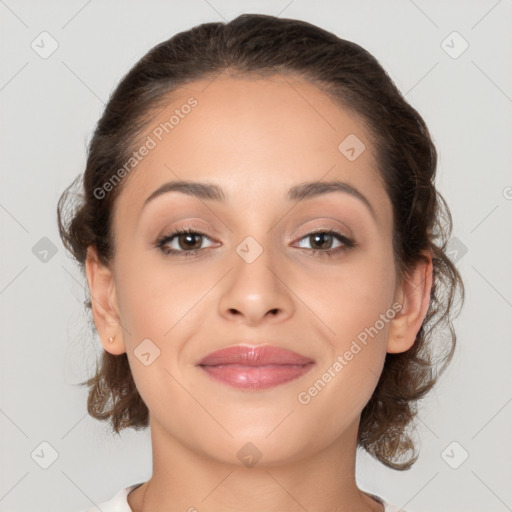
[[142, 179, 377, 220]]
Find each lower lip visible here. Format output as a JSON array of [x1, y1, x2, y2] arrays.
[[199, 363, 315, 390]]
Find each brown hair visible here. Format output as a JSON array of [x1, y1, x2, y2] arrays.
[[57, 13, 464, 470]]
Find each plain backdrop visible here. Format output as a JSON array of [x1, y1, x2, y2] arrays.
[[1, 1, 511, 511]]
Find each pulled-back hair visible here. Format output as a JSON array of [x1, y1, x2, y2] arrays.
[[57, 13, 464, 470]]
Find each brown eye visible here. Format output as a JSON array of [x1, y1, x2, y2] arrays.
[[295, 230, 354, 256], [156, 228, 217, 256], [176, 232, 203, 251], [308, 232, 336, 250]]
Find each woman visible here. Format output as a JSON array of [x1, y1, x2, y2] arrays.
[[58, 13, 464, 512]]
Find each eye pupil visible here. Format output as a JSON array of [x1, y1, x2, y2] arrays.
[[311, 233, 332, 250], [179, 233, 202, 250]]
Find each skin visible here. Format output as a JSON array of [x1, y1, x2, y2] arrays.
[[86, 73, 432, 512]]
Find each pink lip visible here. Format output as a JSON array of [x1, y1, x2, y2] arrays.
[[197, 345, 315, 390]]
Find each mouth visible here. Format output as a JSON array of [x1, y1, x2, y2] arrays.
[[196, 344, 315, 390]]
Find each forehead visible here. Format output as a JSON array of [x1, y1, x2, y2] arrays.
[[114, 73, 389, 225]]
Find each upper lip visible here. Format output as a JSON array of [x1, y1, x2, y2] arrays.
[[197, 345, 315, 366]]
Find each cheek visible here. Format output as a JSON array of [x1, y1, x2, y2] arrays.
[[301, 248, 396, 345], [113, 261, 202, 416], [114, 249, 204, 339], [295, 246, 395, 405], [295, 257, 396, 431]]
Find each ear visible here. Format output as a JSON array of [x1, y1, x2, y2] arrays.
[[387, 251, 433, 354], [85, 245, 126, 355]]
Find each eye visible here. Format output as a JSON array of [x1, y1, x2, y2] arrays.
[[155, 227, 218, 256], [294, 230, 355, 257], [155, 227, 355, 258]]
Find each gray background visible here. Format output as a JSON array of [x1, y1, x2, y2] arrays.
[[1, 1, 511, 511]]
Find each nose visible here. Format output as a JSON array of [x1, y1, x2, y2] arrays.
[[217, 239, 295, 326]]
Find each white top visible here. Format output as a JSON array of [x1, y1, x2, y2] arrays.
[[83, 482, 408, 512]]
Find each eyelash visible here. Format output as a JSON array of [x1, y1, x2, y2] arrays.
[[155, 226, 355, 258]]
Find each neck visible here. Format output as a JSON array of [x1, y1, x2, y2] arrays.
[[128, 416, 383, 512]]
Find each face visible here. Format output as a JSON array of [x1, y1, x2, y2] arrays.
[[91, 73, 414, 466]]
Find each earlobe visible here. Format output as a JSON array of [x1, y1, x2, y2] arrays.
[[387, 252, 433, 354], [85, 246, 126, 355]]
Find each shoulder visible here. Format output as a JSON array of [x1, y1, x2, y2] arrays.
[[365, 491, 409, 512], [80, 482, 144, 512]]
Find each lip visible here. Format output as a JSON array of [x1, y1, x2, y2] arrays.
[[197, 345, 315, 390]]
